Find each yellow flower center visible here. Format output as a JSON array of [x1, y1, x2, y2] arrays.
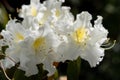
[[15, 33, 24, 41], [72, 27, 87, 43], [33, 37, 45, 51], [31, 6, 37, 16]]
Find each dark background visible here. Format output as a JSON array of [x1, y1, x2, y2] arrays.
[[0, 0, 120, 80]]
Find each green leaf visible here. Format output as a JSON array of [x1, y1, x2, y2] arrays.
[[13, 69, 29, 80], [6, 66, 18, 79], [13, 64, 48, 80], [67, 57, 81, 80], [0, 2, 9, 31], [36, 64, 48, 80]]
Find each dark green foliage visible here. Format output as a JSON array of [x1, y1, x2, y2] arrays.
[[0, 2, 8, 31], [67, 57, 81, 80], [13, 64, 48, 80], [0, 70, 7, 80]]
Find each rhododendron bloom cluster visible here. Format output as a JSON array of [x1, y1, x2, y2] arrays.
[[0, 0, 108, 76]]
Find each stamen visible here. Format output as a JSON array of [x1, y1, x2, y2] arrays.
[[0, 52, 16, 64], [102, 38, 110, 46], [5, 55, 17, 64], [101, 39, 116, 50]]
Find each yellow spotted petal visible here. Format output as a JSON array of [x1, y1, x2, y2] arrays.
[[72, 27, 87, 43], [33, 37, 45, 51], [15, 33, 24, 41]]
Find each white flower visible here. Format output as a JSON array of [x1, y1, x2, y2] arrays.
[[58, 11, 108, 67], [0, 19, 28, 68], [19, 0, 47, 27], [19, 0, 71, 27], [19, 0, 43, 17], [0, 19, 61, 76], [20, 25, 61, 76]]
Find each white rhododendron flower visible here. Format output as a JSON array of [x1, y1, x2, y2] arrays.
[[58, 12, 108, 67], [19, 0, 42, 17], [0, 0, 109, 77], [0, 19, 61, 76]]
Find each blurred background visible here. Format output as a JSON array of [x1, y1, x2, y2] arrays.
[[0, 0, 120, 80]]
